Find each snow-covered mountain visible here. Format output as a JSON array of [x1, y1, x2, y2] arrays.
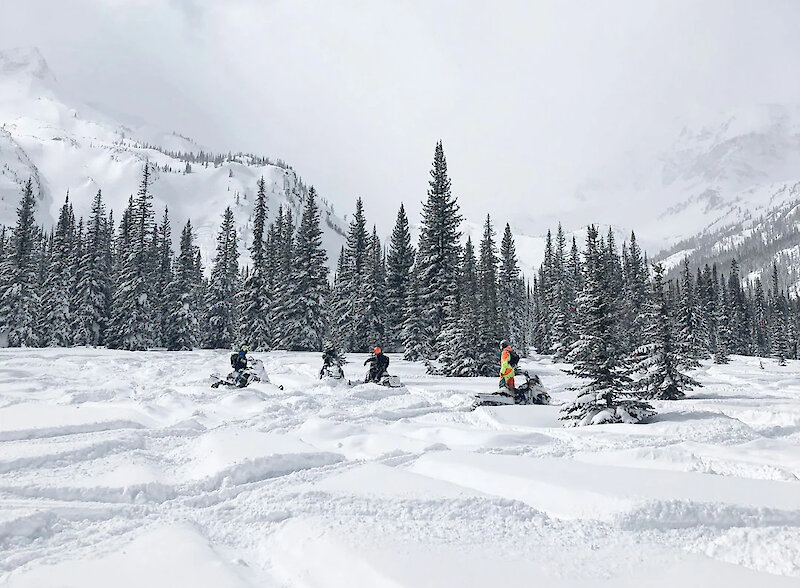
[[0, 47, 346, 270], [507, 104, 800, 284], [646, 105, 800, 287]]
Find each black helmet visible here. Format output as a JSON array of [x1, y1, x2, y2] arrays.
[[324, 341, 334, 351], [500, 340, 509, 349]]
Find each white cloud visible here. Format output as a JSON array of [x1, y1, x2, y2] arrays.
[[2, 0, 799, 236]]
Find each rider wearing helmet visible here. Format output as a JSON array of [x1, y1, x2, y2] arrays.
[[232, 344, 250, 386], [499, 340, 519, 392], [364, 346, 390, 383]]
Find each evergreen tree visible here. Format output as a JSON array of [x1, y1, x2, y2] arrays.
[[714, 274, 731, 364], [437, 237, 480, 376], [0, 179, 41, 346], [203, 207, 239, 349], [549, 224, 571, 359], [416, 141, 462, 354], [155, 207, 173, 346], [359, 226, 386, 347], [283, 187, 330, 350], [752, 277, 769, 357], [237, 177, 272, 350], [42, 194, 75, 346], [560, 226, 655, 426], [385, 204, 415, 351], [164, 221, 202, 350], [632, 264, 700, 400], [402, 271, 427, 361], [72, 192, 111, 346], [332, 198, 369, 351], [475, 215, 502, 376], [499, 223, 524, 352], [676, 258, 707, 360], [107, 165, 158, 350]]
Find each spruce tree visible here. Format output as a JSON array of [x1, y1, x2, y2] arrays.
[[416, 141, 462, 354], [676, 258, 706, 360], [237, 177, 272, 350], [385, 204, 415, 351], [155, 207, 173, 346], [714, 274, 731, 364], [164, 221, 202, 350], [632, 264, 700, 400], [203, 207, 239, 349], [359, 226, 386, 347], [42, 194, 75, 346], [283, 187, 330, 350], [499, 223, 524, 352], [332, 198, 369, 351], [560, 226, 655, 426], [107, 165, 158, 350], [437, 237, 480, 376], [0, 179, 41, 346], [475, 215, 502, 376], [402, 271, 427, 361]]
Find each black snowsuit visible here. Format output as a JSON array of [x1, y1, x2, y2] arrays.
[[230, 352, 248, 387], [364, 352, 389, 383]]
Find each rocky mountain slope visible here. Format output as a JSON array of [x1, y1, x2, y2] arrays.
[[0, 47, 346, 271]]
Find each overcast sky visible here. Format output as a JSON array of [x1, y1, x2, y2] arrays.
[[3, 0, 800, 236]]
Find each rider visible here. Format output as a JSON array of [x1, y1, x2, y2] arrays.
[[499, 340, 519, 394], [232, 344, 249, 387], [320, 342, 344, 379], [364, 346, 389, 383]]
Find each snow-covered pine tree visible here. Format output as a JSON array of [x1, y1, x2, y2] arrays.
[[714, 273, 731, 364], [271, 207, 295, 347], [726, 259, 751, 355], [359, 226, 386, 347], [416, 141, 462, 355], [0, 179, 41, 346], [621, 232, 648, 353], [499, 223, 525, 354], [283, 186, 330, 350], [42, 194, 75, 346], [676, 258, 707, 360], [332, 198, 369, 352], [768, 261, 789, 365], [402, 270, 427, 361], [154, 207, 173, 346], [475, 215, 502, 376], [164, 220, 201, 350], [203, 207, 240, 349], [237, 177, 272, 350], [700, 264, 719, 356], [538, 230, 554, 354], [549, 224, 570, 360], [752, 277, 769, 357], [436, 236, 480, 376], [107, 165, 159, 350], [385, 204, 415, 351], [560, 225, 655, 426], [632, 264, 700, 400]]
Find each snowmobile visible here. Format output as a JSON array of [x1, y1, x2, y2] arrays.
[[472, 369, 550, 409], [320, 364, 353, 386], [373, 372, 404, 388], [210, 355, 280, 389]]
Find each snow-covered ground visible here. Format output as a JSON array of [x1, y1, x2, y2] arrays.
[[1, 349, 799, 587]]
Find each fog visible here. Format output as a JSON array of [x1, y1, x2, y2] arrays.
[[3, 0, 800, 235]]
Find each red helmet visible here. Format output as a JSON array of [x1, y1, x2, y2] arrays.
[[374, 346, 382, 354]]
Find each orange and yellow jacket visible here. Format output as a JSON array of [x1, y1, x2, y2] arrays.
[[500, 346, 515, 384]]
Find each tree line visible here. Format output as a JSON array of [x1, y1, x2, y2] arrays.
[[1, 141, 799, 402]]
